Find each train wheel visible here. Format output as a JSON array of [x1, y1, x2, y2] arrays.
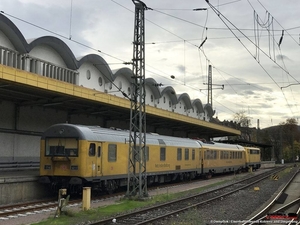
[[106, 180, 117, 194], [205, 173, 212, 179]]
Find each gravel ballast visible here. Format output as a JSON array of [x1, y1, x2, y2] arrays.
[[165, 167, 297, 225]]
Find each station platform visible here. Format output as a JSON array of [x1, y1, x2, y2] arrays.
[[0, 169, 49, 205], [0, 169, 39, 183]]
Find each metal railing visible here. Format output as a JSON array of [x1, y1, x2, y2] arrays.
[[0, 45, 78, 84], [0, 161, 39, 171]]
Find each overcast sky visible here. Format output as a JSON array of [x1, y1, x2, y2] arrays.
[[1, 0, 300, 129]]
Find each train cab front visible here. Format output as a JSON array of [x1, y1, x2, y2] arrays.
[[39, 130, 84, 193]]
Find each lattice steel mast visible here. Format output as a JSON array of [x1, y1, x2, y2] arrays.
[[203, 65, 224, 107], [126, 0, 151, 198], [207, 64, 213, 108]]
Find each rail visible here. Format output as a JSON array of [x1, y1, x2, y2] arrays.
[[0, 161, 40, 171]]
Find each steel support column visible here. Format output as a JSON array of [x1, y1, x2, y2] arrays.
[[126, 0, 151, 198]]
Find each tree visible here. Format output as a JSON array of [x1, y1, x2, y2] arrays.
[[233, 110, 252, 141], [279, 118, 299, 162], [233, 110, 251, 127]]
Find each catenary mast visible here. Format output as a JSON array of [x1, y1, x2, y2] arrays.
[[126, 0, 151, 198]]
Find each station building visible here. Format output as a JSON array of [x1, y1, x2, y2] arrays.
[[0, 13, 240, 163]]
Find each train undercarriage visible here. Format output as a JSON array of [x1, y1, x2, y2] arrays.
[[39, 171, 199, 195], [39, 165, 253, 195]]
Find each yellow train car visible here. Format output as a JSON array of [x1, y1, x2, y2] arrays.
[[244, 146, 261, 171], [39, 123, 261, 193], [39, 123, 202, 193], [199, 141, 246, 177]]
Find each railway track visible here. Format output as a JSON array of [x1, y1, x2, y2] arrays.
[[0, 169, 247, 221], [0, 167, 287, 224], [0, 193, 120, 220], [89, 167, 286, 225], [241, 168, 300, 225], [0, 199, 57, 220]]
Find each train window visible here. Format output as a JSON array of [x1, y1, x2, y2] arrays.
[[68, 148, 78, 157], [177, 148, 182, 160], [213, 150, 217, 159], [204, 150, 207, 159], [97, 146, 101, 157], [185, 148, 189, 160], [250, 149, 260, 154], [45, 138, 78, 157], [205, 150, 214, 159], [139, 146, 149, 161], [160, 147, 166, 161], [49, 146, 64, 155], [136, 146, 149, 161], [192, 149, 195, 160], [108, 144, 117, 162], [89, 143, 96, 156]]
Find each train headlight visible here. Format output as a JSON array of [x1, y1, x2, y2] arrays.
[[44, 165, 51, 170]]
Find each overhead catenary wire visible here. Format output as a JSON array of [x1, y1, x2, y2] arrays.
[[257, 0, 300, 46], [206, 0, 298, 117], [205, 2, 299, 88]]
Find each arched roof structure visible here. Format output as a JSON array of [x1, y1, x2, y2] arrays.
[[192, 99, 205, 113], [0, 13, 28, 53], [177, 93, 193, 109], [145, 78, 161, 99], [29, 36, 77, 70], [204, 104, 215, 117], [112, 67, 134, 83], [160, 86, 177, 105], [78, 54, 113, 82]]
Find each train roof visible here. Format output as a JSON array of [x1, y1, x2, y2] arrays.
[[198, 141, 245, 151], [41, 123, 201, 148]]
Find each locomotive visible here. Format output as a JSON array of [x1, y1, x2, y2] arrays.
[[39, 123, 261, 193]]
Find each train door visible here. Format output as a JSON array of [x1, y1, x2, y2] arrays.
[[200, 148, 203, 174], [96, 143, 102, 177], [88, 142, 102, 177]]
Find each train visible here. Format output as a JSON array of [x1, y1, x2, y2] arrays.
[[39, 123, 261, 194]]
